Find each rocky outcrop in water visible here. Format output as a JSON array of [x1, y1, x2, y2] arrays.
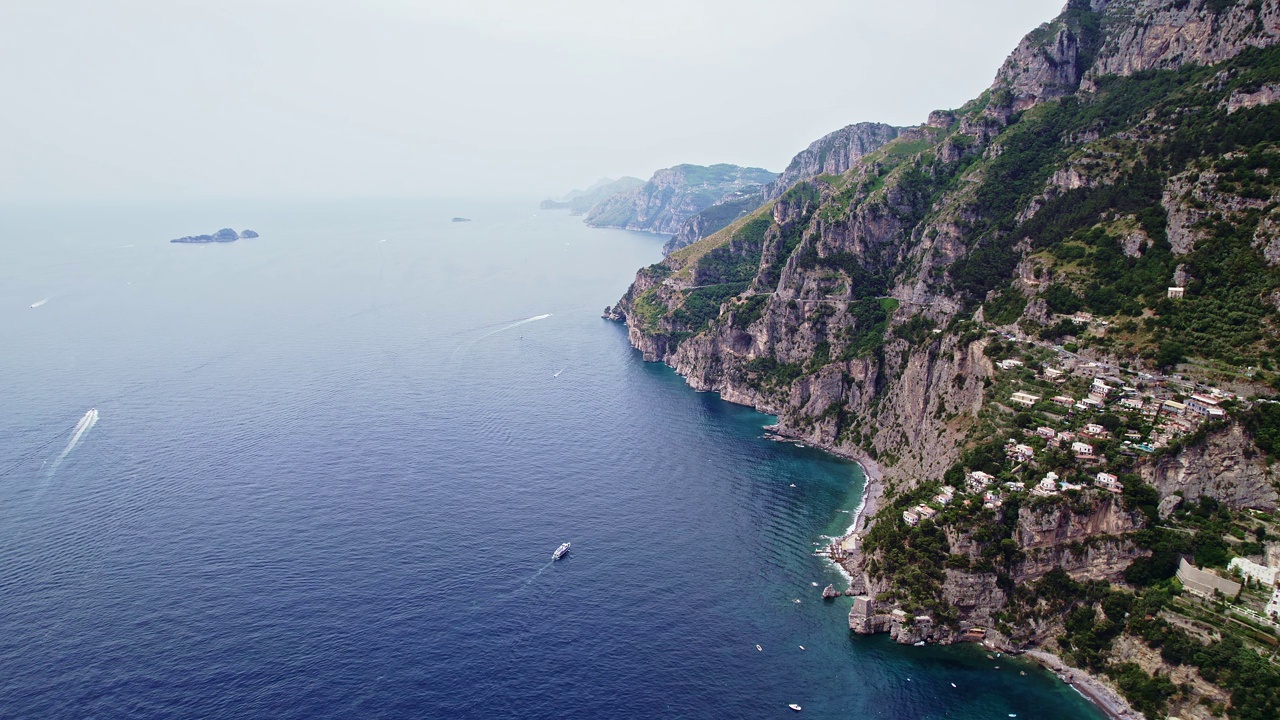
[[170, 228, 255, 244]]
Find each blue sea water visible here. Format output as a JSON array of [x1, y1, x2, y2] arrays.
[[0, 199, 1105, 719]]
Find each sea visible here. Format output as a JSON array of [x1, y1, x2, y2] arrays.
[[0, 198, 1105, 718]]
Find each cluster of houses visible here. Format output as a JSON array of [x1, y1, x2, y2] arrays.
[[901, 469, 1125, 526], [1002, 356, 1236, 454]]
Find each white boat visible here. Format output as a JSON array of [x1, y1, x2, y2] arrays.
[[756, 644, 762, 652], [552, 542, 571, 560], [789, 704, 802, 712]]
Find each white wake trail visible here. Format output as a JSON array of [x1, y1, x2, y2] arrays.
[[30, 298, 49, 308], [452, 314, 552, 359], [48, 408, 99, 474]]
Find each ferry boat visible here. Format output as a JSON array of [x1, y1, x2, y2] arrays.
[[552, 542, 571, 560]]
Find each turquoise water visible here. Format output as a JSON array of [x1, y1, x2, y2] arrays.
[[0, 198, 1103, 718]]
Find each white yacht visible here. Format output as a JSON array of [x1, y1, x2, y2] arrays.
[[552, 542, 571, 560]]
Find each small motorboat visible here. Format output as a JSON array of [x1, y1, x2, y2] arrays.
[[914, 641, 925, 647], [552, 542, 571, 560], [789, 704, 802, 712], [756, 644, 762, 652], [798, 645, 805, 650]]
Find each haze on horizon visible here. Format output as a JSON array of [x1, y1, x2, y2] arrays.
[[1, 0, 1065, 203]]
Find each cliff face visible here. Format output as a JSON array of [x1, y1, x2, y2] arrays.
[[585, 164, 777, 234], [608, 0, 1280, 491], [542, 176, 644, 214], [1141, 423, 1280, 513], [765, 122, 904, 200], [660, 123, 905, 255], [846, 495, 1147, 644], [662, 190, 766, 255]]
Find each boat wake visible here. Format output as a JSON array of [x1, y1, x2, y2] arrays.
[[48, 408, 99, 475], [452, 313, 552, 359], [30, 298, 50, 308]]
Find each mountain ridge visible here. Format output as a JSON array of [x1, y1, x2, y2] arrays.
[[607, 2, 1280, 717]]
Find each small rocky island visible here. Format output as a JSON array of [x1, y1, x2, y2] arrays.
[[170, 228, 258, 244], [451, 217, 472, 223]]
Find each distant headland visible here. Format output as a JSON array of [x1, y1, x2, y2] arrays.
[[170, 228, 259, 244], [451, 217, 472, 223]]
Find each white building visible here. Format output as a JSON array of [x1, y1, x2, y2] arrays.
[[1095, 472, 1123, 493], [1072, 441, 1095, 457], [1187, 394, 1226, 417], [1009, 444, 1035, 462], [934, 486, 956, 505], [1167, 287, 1185, 299], [998, 359, 1025, 370], [1267, 587, 1280, 620], [1228, 557, 1279, 587], [1032, 477, 1059, 497], [966, 471, 996, 494], [1044, 367, 1065, 380], [903, 509, 921, 526], [1010, 392, 1041, 407]]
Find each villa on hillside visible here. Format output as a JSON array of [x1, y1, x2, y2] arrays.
[[1228, 557, 1279, 586], [1010, 392, 1040, 407]]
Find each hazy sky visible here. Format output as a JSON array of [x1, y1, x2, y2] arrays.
[[1, 0, 1066, 202]]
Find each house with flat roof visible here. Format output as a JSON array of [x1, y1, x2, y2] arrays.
[[1095, 472, 1123, 493], [1177, 558, 1241, 600], [1187, 394, 1226, 417], [966, 471, 995, 494], [1228, 557, 1279, 586], [1010, 391, 1041, 407]]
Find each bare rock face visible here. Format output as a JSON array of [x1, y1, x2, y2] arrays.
[[1141, 423, 1280, 512], [1227, 82, 1280, 113], [585, 164, 778, 235], [1083, 0, 1280, 87], [993, 20, 1087, 111], [765, 123, 903, 200], [1014, 495, 1142, 550]]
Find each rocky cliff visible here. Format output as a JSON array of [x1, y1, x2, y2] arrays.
[[604, 3, 1280, 715], [585, 164, 777, 235], [541, 176, 644, 215], [660, 123, 904, 255], [764, 122, 904, 200], [1141, 423, 1280, 513], [608, 0, 1280, 492]]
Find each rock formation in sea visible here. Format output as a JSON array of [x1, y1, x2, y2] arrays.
[[170, 228, 257, 244]]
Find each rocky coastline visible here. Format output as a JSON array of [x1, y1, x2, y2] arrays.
[[627, 321, 1130, 720]]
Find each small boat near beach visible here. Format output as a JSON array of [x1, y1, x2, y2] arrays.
[[552, 542, 571, 560]]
